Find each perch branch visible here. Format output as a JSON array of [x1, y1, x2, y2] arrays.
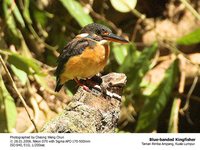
[[180, 0, 200, 20], [41, 73, 127, 133]]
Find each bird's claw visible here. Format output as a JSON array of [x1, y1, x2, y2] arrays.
[[82, 85, 91, 92]]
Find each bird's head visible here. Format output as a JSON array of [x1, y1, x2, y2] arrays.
[[78, 23, 129, 44]]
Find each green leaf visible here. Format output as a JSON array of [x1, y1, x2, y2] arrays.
[[168, 97, 179, 133], [0, 75, 17, 133], [118, 44, 140, 72], [5, 0, 25, 27], [19, 30, 32, 57], [135, 59, 179, 132], [10, 65, 28, 85], [23, 0, 32, 24], [140, 79, 158, 96], [177, 28, 200, 45], [110, 0, 137, 13], [121, 43, 157, 92], [2, 1, 18, 36], [59, 0, 93, 27], [111, 43, 129, 65], [7, 53, 41, 75]]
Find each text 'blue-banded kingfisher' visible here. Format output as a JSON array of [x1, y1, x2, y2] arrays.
[[55, 23, 129, 92]]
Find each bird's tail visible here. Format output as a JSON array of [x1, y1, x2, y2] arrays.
[[55, 79, 63, 92]]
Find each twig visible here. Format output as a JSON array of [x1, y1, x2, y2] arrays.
[[168, 98, 181, 133], [178, 54, 186, 94], [181, 76, 198, 112], [0, 49, 11, 55], [120, 0, 146, 20], [160, 41, 200, 67], [168, 55, 185, 133], [180, 0, 200, 20], [1, 0, 16, 32], [24, 97, 40, 133], [158, 55, 171, 62], [27, 24, 59, 56], [179, 75, 198, 125], [131, 9, 146, 20], [0, 55, 38, 132], [178, 93, 200, 103], [131, 18, 143, 42], [24, 81, 40, 133]]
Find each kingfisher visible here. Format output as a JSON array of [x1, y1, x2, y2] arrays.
[[55, 23, 129, 92]]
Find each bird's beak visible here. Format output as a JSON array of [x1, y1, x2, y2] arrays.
[[102, 33, 129, 44]]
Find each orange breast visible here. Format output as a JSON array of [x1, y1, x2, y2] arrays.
[[60, 43, 110, 84]]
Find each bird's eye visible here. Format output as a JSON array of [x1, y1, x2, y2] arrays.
[[96, 30, 101, 35], [102, 31, 109, 35]]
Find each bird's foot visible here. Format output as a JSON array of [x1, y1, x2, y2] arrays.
[[81, 85, 91, 92], [74, 78, 91, 92]]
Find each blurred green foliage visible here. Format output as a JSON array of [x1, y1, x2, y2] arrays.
[[0, 74, 17, 133], [177, 28, 200, 45], [135, 59, 179, 132], [0, 0, 199, 133], [110, 0, 137, 13], [60, 0, 93, 27]]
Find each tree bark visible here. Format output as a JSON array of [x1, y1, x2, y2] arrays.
[[41, 73, 127, 133]]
